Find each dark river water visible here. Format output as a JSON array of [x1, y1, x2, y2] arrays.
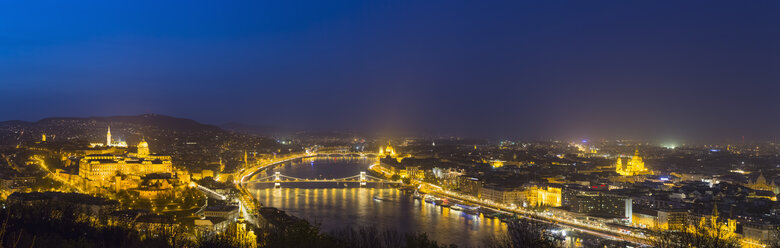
[[247, 157, 507, 247]]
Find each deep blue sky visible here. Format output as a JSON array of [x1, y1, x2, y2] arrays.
[[1, 1, 779, 141]]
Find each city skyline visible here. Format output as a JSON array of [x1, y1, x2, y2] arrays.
[[2, 2, 780, 246]]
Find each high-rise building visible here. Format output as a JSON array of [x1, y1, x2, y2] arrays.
[[565, 189, 632, 220]]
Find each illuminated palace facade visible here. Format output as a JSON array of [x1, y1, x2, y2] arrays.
[[78, 127, 172, 181], [615, 149, 651, 176]]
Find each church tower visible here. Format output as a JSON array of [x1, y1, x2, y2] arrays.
[[106, 125, 112, 147], [244, 150, 249, 168]]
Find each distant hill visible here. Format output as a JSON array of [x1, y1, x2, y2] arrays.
[[37, 114, 222, 131], [0, 114, 226, 146], [0, 114, 289, 171]]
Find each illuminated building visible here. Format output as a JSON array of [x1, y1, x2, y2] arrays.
[[481, 185, 523, 205], [134, 173, 177, 199], [103, 125, 128, 147], [658, 209, 688, 230], [400, 166, 423, 179], [525, 185, 561, 207], [742, 222, 775, 247], [379, 141, 396, 157], [243, 150, 248, 168], [137, 138, 150, 158], [235, 220, 258, 248], [194, 217, 231, 235], [78, 140, 173, 181], [432, 167, 462, 189], [630, 208, 688, 230], [198, 202, 240, 220], [457, 176, 482, 197], [565, 189, 632, 220], [489, 160, 504, 168], [747, 172, 774, 191], [615, 149, 651, 176], [691, 204, 737, 238], [41, 134, 46, 142], [631, 209, 658, 229]]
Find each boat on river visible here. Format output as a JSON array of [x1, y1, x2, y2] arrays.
[[439, 198, 451, 207], [479, 208, 498, 218], [458, 204, 479, 215], [373, 195, 384, 201], [412, 190, 422, 199]]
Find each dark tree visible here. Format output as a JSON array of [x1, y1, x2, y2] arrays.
[[486, 219, 561, 248], [650, 222, 740, 248]]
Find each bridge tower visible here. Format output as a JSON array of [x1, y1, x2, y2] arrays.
[[359, 171, 367, 186], [274, 171, 281, 188]]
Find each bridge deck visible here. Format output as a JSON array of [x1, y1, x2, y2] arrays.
[[253, 179, 400, 183]]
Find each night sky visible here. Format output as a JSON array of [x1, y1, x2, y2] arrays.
[[1, 1, 779, 141]]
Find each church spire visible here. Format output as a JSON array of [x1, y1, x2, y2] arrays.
[[106, 124, 112, 147]]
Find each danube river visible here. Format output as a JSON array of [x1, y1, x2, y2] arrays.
[[247, 157, 507, 247]]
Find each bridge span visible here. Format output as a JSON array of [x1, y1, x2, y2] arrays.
[[252, 171, 399, 187], [234, 152, 383, 225]]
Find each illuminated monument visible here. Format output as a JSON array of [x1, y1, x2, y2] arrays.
[[79, 130, 172, 181], [137, 138, 150, 158], [379, 141, 396, 157], [616, 149, 650, 176], [104, 125, 128, 147]]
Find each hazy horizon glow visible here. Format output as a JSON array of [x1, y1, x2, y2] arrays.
[[2, 1, 780, 142]]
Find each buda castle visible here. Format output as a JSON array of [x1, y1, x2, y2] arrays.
[[78, 126, 173, 181]]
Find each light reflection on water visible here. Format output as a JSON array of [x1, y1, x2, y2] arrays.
[[249, 157, 507, 247]]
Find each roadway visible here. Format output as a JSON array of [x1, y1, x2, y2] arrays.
[[419, 183, 649, 246], [231, 152, 648, 246], [367, 162, 651, 246]]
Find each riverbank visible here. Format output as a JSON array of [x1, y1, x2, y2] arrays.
[[368, 162, 648, 246]]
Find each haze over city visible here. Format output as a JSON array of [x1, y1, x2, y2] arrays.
[[2, 1, 780, 248], [2, 1, 780, 142]]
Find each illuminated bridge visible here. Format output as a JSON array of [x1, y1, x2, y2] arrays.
[[252, 171, 399, 187]]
